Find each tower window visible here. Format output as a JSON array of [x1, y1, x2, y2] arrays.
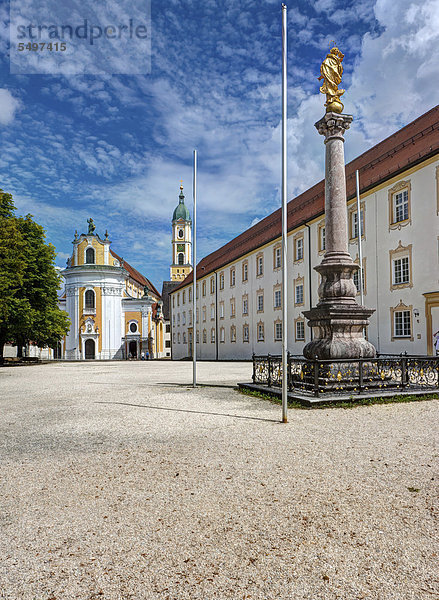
[[85, 290, 95, 309], [86, 247, 95, 264], [178, 253, 184, 265], [178, 229, 184, 238]]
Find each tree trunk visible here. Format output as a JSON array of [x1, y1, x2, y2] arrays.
[[0, 335, 5, 365], [16, 336, 24, 358]]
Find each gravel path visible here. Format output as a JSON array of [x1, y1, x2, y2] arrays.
[[0, 361, 438, 600]]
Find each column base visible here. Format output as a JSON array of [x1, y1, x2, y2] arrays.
[[303, 304, 376, 360]]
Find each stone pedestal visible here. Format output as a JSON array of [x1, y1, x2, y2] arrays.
[[303, 112, 376, 360]]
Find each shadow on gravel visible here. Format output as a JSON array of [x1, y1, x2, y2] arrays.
[[86, 381, 238, 389], [154, 382, 238, 389], [96, 401, 279, 423]]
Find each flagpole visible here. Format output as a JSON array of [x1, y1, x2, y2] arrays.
[[192, 150, 197, 388], [355, 170, 364, 306], [281, 3, 288, 424]]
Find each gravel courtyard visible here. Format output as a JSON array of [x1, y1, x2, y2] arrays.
[[0, 361, 437, 600]]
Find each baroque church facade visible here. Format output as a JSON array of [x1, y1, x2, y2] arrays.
[[58, 221, 165, 360], [56, 184, 193, 361]]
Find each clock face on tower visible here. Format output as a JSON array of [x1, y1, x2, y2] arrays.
[[178, 229, 184, 238]]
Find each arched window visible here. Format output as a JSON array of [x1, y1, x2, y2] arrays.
[[178, 253, 184, 265], [85, 290, 95, 309], [86, 247, 95, 264]]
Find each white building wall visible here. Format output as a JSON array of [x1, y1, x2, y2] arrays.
[[101, 285, 124, 359], [171, 156, 439, 360], [65, 287, 80, 359]]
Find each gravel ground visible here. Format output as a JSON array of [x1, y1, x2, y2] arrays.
[[0, 361, 438, 600]]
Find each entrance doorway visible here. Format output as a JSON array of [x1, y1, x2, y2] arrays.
[[129, 340, 137, 359], [85, 339, 95, 359]]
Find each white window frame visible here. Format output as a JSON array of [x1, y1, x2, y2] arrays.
[[256, 255, 263, 277], [295, 236, 304, 262], [242, 262, 248, 282], [295, 320, 305, 341], [393, 256, 410, 286], [295, 283, 304, 306], [394, 310, 411, 338], [394, 190, 409, 223], [230, 268, 236, 287], [274, 246, 281, 269]]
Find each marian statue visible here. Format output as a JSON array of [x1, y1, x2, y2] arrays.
[[87, 218, 96, 235], [318, 44, 345, 113]]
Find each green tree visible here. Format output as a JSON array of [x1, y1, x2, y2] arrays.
[[0, 191, 26, 360], [0, 190, 70, 361]]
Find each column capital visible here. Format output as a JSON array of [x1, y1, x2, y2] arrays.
[[315, 112, 353, 142]]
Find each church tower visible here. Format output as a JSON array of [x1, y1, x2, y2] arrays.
[[170, 183, 192, 281]]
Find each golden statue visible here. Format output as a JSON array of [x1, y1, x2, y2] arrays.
[[318, 44, 345, 113]]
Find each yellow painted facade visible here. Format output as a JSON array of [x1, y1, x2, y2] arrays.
[[170, 265, 191, 281], [74, 237, 106, 266], [125, 311, 143, 337]]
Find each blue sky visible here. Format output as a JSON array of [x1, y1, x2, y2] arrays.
[[0, 0, 438, 289]]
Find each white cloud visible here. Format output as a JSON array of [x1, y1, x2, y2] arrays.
[[0, 89, 21, 125], [348, 0, 439, 142]]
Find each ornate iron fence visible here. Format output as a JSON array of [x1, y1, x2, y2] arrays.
[[252, 353, 439, 397]]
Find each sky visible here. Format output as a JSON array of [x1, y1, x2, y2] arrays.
[[0, 0, 438, 290]]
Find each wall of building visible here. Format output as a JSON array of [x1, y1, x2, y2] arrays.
[[60, 232, 166, 360], [171, 156, 439, 359]]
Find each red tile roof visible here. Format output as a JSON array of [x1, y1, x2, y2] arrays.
[[110, 249, 161, 298], [173, 105, 439, 292]]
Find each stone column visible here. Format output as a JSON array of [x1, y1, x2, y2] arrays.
[[319, 114, 352, 265], [303, 112, 376, 360]]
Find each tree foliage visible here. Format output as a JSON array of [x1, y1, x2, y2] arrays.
[[0, 190, 70, 360]]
